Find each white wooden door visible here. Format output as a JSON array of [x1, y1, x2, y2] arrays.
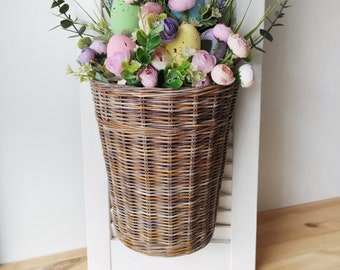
[[80, 1, 263, 269]]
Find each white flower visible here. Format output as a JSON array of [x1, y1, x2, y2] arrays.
[[238, 64, 254, 88]]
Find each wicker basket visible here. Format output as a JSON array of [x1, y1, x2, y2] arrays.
[[90, 81, 238, 256]]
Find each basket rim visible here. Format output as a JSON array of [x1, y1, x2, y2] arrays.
[[90, 80, 238, 97]]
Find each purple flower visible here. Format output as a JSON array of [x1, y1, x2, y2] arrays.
[[89, 40, 107, 55], [160, 17, 178, 43], [200, 28, 227, 62], [77, 48, 96, 65]]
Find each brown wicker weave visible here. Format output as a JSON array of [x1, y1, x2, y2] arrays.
[[90, 81, 238, 257]]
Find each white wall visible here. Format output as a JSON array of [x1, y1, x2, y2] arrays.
[[258, 0, 340, 210], [0, 0, 86, 264]]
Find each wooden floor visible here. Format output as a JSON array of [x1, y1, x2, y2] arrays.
[[1, 197, 339, 270]]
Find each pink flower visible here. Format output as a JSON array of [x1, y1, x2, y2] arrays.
[[212, 24, 233, 43], [168, 0, 195, 12], [227, 33, 250, 58], [140, 2, 163, 14], [105, 51, 130, 76], [151, 47, 171, 70], [192, 50, 216, 73], [238, 64, 255, 88], [211, 64, 235, 86], [138, 67, 158, 87]]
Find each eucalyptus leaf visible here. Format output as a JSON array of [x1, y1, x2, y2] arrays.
[[79, 25, 86, 35], [59, 4, 69, 14], [61, 19, 73, 29], [260, 29, 273, 42]]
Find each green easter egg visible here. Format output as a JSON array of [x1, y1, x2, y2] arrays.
[[110, 0, 139, 34]]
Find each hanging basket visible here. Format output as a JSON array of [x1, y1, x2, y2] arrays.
[[90, 81, 238, 257]]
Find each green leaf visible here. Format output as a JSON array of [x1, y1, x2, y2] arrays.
[[136, 30, 147, 47], [135, 48, 151, 65], [95, 72, 109, 83], [59, 3, 69, 14], [148, 35, 161, 50], [201, 39, 212, 52], [260, 29, 273, 42], [79, 25, 86, 35], [51, 1, 59, 8], [60, 19, 73, 29]]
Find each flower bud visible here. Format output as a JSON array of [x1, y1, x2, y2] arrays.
[[212, 24, 233, 43], [89, 40, 107, 55], [78, 48, 96, 65], [168, 0, 195, 12], [192, 50, 216, 73], [238, 64, 255, 88], [211, 64, 235, 86], [227, 33, 250, 58], [138, 67, 158, 87]]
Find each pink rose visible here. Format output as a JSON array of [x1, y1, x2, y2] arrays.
[[139, 3, 163, 34], [151, 47, 171, 70], [192, 50, 216, 73], [212, 24, 234, 43], [227, 33, 250, 58], [211, 64, 235, 86], [138, 67, 158, 87], [168, 0, 195, 12], [105, 51, 130, 76], [238, 64, 254, 88]]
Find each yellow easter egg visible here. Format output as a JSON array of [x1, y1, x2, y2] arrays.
[[165, 23, 201, 64]]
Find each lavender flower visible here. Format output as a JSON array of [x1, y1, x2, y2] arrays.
[[77, 48, 96, 65], [160, 17, 178, 43]]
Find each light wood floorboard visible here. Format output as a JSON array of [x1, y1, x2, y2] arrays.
[[0, 248, 87, 270], [256, 197, 340, 270], [1, 197, 339, 269]]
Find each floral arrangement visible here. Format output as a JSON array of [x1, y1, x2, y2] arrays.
[[50, 0, 289, 88]]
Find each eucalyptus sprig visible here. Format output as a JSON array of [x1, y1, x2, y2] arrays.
[[246, 0, 290, 52], [50, 0, 89, 38]]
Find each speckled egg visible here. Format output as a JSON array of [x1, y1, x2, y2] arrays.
[[107, 34, 136, 57], [110, 0, 139, 34], [165, 23, 201, 64]]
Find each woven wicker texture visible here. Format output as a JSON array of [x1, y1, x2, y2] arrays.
[[91, 81, 238, 256]]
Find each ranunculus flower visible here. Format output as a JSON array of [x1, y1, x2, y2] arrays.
[[105, 51, 130, 76], [160, 17, 178, 43], [151, 47, 171, 70], [140, 2, 163, 14], [90, 40, 107, 55], [78, 48, 96, 65], [227, 33, 250, 58], [138, 67, 158, 87], [238, 63, 255, 88], [192, 50, 216, 73], [212, 24, 233, 43], [168, 0, 195, 12], [211, 64, 235, 86], [193, 76, 212, 87]]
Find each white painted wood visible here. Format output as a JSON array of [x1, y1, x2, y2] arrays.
[[80, 84, 112, 270], [110, 240, 231, 270]]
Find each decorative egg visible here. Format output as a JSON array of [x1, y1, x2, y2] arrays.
[[171, 0, 205, 21], [165, 23, 201, 64], [110, 0, 139, 34], [107, 34, 136, 57], [200, 28, 227, 62]]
